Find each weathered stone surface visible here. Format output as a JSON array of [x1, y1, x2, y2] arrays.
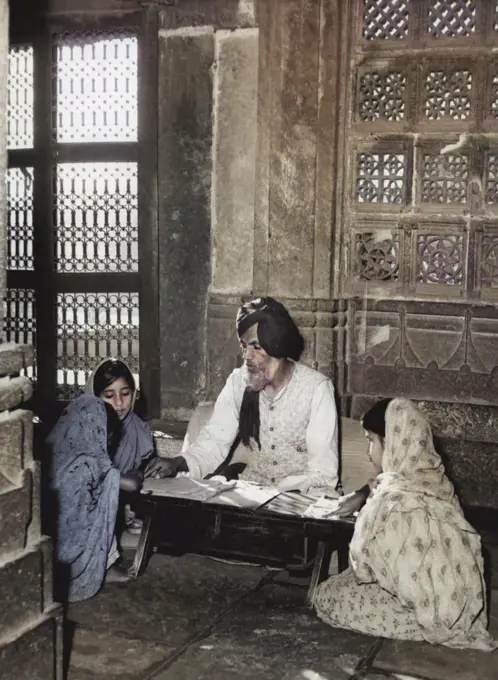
[[438, 437, 498, 509], [0, 469, 31, 558], [0, 344, 34, 378], [0, 376, 33, 412], [210, 28, 258, 295], [158, 26, 214, 419], [417, 400, 498, 443], [0, 617, 58, 680], [153, 582, 373, 680], [0, 409, 34, 481], [0, 547, 43, 637]]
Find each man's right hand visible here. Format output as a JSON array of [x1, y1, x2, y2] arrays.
[[144, 456, 188, 479], [334, 490, 366, 517]]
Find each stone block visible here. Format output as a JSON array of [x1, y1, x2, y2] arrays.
[[0, 616, 60, 680], [417, 400, 498, 443], [0, 409, 34, 481], [0, 546, 43, 635], [0, 469, 31, 558], [0, 343, 34, 378], [0, 376, 33, 412], [437, 437, 498, 509]]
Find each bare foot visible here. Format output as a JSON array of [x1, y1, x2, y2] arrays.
[[106, 564, 131, 584]]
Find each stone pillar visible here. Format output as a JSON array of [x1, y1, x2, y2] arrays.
[[158, 23, 214, 421], [0, 3, 61, 677]]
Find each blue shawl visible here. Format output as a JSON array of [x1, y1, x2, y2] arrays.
[[47, 395, 120, 602]]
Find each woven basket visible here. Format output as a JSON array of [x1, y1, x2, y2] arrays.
[[153, 432, 183, 459]]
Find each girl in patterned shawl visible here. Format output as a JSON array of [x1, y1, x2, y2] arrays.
[[315, 398, 497, 651], [47, 395, 142, 602]]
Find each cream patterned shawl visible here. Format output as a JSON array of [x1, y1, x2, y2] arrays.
[[349, 398, 496, 650]]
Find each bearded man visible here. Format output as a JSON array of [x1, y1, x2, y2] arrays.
[[146, 297, 339, 494]]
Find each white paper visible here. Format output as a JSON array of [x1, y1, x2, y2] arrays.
[[141, 477, 236, 501], [204, 481, 281, 509], [303, 496, 341, 519]]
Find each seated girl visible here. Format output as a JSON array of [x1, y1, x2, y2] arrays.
[[86, 358, 155, 474], [314, 398, 496, 651], [46, 395, 143, 602]]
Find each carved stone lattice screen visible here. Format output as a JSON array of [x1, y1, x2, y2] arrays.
[[6, 29, 140, 401], [345, 0, 498, 404]]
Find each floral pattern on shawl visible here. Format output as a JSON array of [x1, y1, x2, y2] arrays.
[[47, 395, 120, 602], [316, 398, 496, 651]]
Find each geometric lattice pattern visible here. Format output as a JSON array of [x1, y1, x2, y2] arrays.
[[359, 71, 406, 122], [424, 70, 472, 120], [485, 154, 498, 205], [356, 232, 399, 280], [481, 234, 498, 288], [7, 45, 33, 150], [428, 0, 476, 37], [4, 288, 36, 378], [356, 152, 405, 204], [422, 153, 469, 204], [417, 234, 463, 285], [54, 32, 137, 143], [362, 0, 409, 40], [7, 167, 34, 270], [55, 162, 138, 273], [56, 292, 139, 399]]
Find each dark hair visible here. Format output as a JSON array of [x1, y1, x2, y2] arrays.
[[235, 297, 304, 448], [361, 398, 392, 438], [93, 359, 135, 397], [236, 297, 304, 361], [103, 401, 122, 459]]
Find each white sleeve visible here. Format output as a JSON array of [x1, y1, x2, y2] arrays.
[[181, 373, 240, 479], [305, 379, 339, 490]]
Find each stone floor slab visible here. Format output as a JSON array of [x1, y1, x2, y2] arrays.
[[67, 628, 172, 680], [68, 554, 268, 646], [151, 583, 376, 680]]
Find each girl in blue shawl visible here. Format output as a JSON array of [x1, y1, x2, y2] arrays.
[[47, 395, 141, 602]]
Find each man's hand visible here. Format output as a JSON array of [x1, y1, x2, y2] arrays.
[[120, 470, 144, 493], [334, 490, 366, 517], [144, 456, 188, 480]]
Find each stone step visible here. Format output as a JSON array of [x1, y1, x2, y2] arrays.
[[0, 537, 53, 637], [0, 469, 32, 558], [0, 611, 62, 680], [0, 343, 34, 379]]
